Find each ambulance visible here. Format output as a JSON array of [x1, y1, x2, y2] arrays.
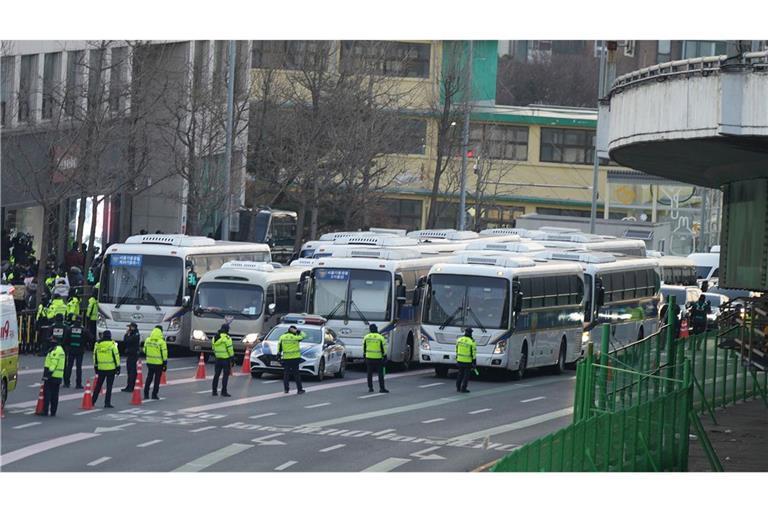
[[0, 290, 20, 409]]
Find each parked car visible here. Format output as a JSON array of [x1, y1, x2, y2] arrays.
[[249, 314, 347, 381]]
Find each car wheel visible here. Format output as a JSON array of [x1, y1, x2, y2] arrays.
[[511, 344, 528, 381], [434, 366, 449, 378], [317, 358, 325, 381], [551, 339, 566, 375], [334, 356, 346, 378], [250, 371, 262, 379]]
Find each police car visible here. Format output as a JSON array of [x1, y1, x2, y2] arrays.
[[248, 314, 347, 380]]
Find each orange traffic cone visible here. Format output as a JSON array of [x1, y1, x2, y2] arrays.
[[130, 376, 142, 405], [160, 369, 168, 385], [241, 349, 251, 374], [34, 383, 45, 415], [194, 352, 206, 379], [80, 378, 94, 410], [137, 360, 144, 387]]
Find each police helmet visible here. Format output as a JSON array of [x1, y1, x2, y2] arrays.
[[369, 324, 378, 333], [220, 323, 230, 333], [464, 327, 474, 338]]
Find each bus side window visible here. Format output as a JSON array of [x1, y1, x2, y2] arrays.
[[556, 275, 570, 306], [637, 269, 649, 297], [266, 285, 277, 312], [531, 277, 544, 308], [287, 283, 303, 312], [275, 283, 290, 314], [625, 271, 636, 300]]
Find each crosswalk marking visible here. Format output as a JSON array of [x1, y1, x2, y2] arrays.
[[305, 402, 331, 409], [87, 457, 111, 467], [362, 457, 410, 472], [172, 443, 253, 472], [319, 444, 346, 453], [418, 383, 445, 388], [248, 412, 277, 419], [274, 460, 297, 471], [73, 410, 100, 416], [189, 426, 217, 433]]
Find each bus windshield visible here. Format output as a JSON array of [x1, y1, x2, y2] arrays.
[[312, 268, 392, 322], [424, 274, 509, 330], [193, 282, 264, 319], [100, 254, 184, 307]]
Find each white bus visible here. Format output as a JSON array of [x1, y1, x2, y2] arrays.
[[419, 252, 585, 379], [656, 256, 697, 286], [298, 229, 406, 259], [480, 228, 648, 257], [297, 243, 458, 368], [98, 234, 271, 346], [537, 251, 661, 351], [189, 262, 305, 356]]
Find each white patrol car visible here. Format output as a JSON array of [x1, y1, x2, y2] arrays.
[[249, 314, 347, 380]]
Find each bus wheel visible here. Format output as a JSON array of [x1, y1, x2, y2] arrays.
[[400, 339, 414, 371], [434, 366, 449, 378], [511, 344, 528, 381], [551, 339, 566, 375], [1, 378, 7, 409]]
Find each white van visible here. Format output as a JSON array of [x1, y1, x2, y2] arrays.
[[688, 246, 720, 284]]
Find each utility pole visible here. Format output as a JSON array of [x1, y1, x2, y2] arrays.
[[458, 40, 473, 231], [589, 41, 608, 234], [221, 40, 236, 241]]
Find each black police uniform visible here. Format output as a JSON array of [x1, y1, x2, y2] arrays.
[[63, 320, 89, 388], [121, 326, 141, 392]]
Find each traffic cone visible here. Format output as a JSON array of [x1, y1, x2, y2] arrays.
[[137, 360, 144, 387], [160, 369, 168, 385], [241, 349, 251, 374], [34, 383, 45, 415], [194, 352, 206, 379], [80, 378, 94, 410], [130, 376, 142, 406]]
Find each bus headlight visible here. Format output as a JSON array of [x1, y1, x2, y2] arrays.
[[168, 317, 181, 332], [97, 313, 107, 329], [582, 331, 591, 346], [192, 329, 207, 341], [244, 333, 260, 345], [420, 334, 430, 351], [493, 339, 507, 354]]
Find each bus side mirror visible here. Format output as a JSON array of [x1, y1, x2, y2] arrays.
[[182, 296, 191, 308], [396, 284, 407, 303], [267, 303, 276, 316], [514, 291, 523, 314]]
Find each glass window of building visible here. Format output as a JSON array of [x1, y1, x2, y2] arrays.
[[42, 52, 60, 119], [469, 124, 528, 161], [109, 47, 126, 113], [682, 41, 727, 59], [2, 57, 14, 126], [539, 128, 595, 165], [657, 40, 672, 63], [65, 50, 84, 116], [18, 54, 36, 123], [377, 198, 422, 231], [251, 41, 331, 71], [390, 118, 427, 155], [340, 41, 431, 78]]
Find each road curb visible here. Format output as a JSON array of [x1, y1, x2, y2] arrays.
[[471, 458, 501, 472]]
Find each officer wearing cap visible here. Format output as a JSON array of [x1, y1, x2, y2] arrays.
[[278, 324, 306, 394], [143, 325, 168, 400], [455, 328, 477, 393], [38, 333, 66, 417], [121, 322, 141, 392], [92, 330, 120, 408], [363, 323, 389, 393], [63, 316, 90, 389], [211, 323, 234, 397]]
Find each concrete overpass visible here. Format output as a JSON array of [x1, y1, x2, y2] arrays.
[[598, 51, 768, 291]]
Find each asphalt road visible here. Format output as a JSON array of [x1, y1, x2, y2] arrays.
[[1, 354, 576, 472]]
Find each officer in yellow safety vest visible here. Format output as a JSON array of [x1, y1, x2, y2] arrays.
[[211, 324, 234, 397], [277, 325, 305, 394], [46, 294, 68, 320], [66, 291, 81, 322], [142, 326, 168, 400], [35, 300, 50, 356], [455, 328, 477, 393], [85, 293, 99, 340], [363, 324, 389, 393], [38, 335, 66, 417], [92, 330, 121, 408]]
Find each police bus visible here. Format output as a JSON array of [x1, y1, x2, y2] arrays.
[[189, 261, 305, 357], [656, 256, 697, 286], [480, 228, 648, 257], [98, 234, 271, 346], [297, 239, 459, 368], [419, 250, 585, 379]]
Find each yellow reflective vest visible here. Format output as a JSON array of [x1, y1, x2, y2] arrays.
[[278, 331, 305, 360], [86, 296, 99, 321], [94, 340, 120, 371], [456, 336, 477, 363], [212, 333, 234, 360], [45, 345, 66, 379], [143, 328, 168, 365], [363, 332, 387, 360], [36, 303, 48, 321], [47, 298, 68, 319], [67, 297, 81, 320]]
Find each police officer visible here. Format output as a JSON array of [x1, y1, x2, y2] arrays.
[[66, 290, 81, 322], [211, 324, 234, 397], [121, 322, 141, 392], [85, 292, 99, 340], [689, 295, 712, 335], [92, 330, 120, 408], [38, 335, 66, 417], [278, 325, 305, 395], [35, 299, 50, 356], [363, 324, 389, 393], [142, 326, 167, 400], [47, 294, 68, 321], [455, 328, 477, 393], [49, 313, 67, 357], [63, 316, 90, 389]]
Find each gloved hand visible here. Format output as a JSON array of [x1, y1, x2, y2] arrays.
[[162, 363, 167, 372], [116, 367, 121, 376], [472, 360, 477, 369]]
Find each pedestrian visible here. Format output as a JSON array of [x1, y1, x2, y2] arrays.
[[211, 323, 234, 397], [63, 316, 90, 389], [363, 324, 389, 393], [85, 291, 99, 341], [121, 322, 141, 392], [37, 334, 66, 417], [277, 325, 305, 395], [142, 325, 167, 400], [455, 328, 477, 393], [688, 295, 712, 335], [92, 330, 120, 408]]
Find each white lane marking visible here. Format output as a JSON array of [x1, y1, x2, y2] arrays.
[[73, 410, 100, 416], [418, 382, 445, 388], [197, 390, 214, 394], [137, 439, 163, 448], [169, 366, 196, 372], [87, 457, 111, 467], [28, 383, 41, 388], [251, 433, 286, 446], [450, 407, 574, 442], [358, 393, 386, 399], [319, 444, 346, 453], [469, 408, 492, 415], [262, 379, 281, 384], [0, 432, 100, 467], [305, 402, 331, 409], [13, 422, 42, 429], [248, 412, 277, 419], [372, 428, 396, 436], [23, 410, 36, 415], [410, 446, 446, 461], [274, 460, 298, 471], [521, 396, 546, 403], [421, 418, 445, 424], [362, 457, 410, 472], [18, 362, 196, 377], [172, 443, 253, 472], [189, 426, 217, 433], [179, 369, 433, 413]]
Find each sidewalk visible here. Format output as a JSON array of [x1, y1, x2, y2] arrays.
[[688, 397, 768, 471]]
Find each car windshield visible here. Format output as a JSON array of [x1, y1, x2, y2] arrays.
[[423, 274, 509, 330], [311, 268, 392, 322], [264, 326, 323, 344], [695, 266, 712, 279], [193, 282, 263, 318], [100, 254, 183, 307]]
